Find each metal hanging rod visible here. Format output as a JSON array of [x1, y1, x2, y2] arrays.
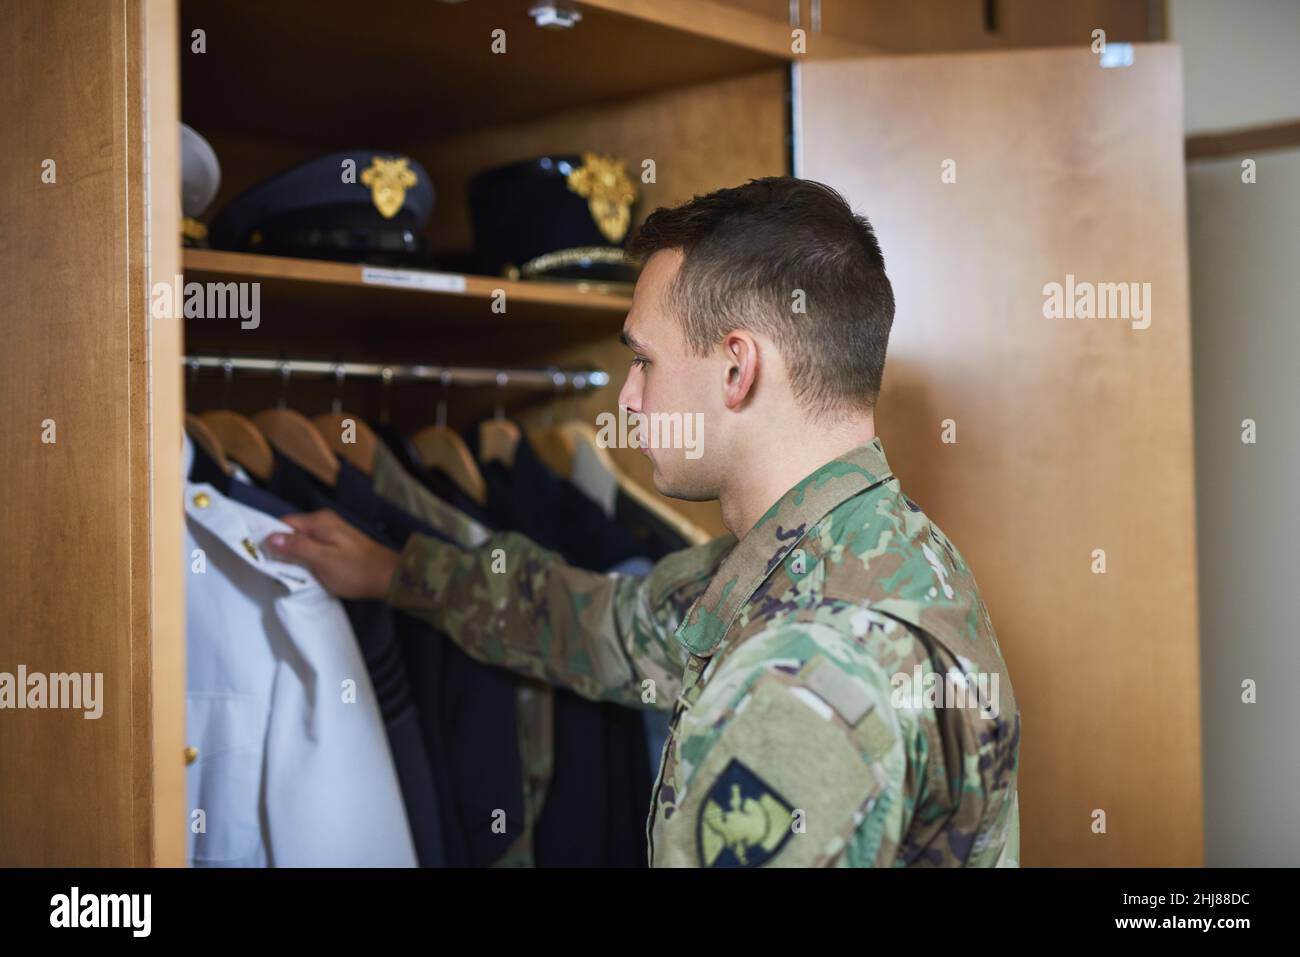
[[183, 355, 609, 391]]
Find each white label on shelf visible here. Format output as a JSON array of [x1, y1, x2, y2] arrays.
[[361, 267, 468, 293]]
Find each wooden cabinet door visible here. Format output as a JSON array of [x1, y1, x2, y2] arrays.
[[0, 0, 183, 866], [796, 45, 1200, 866]]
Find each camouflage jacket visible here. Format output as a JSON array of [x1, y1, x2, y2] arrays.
[[372, 441, 491, 549], [387, 438, 1021, 867]]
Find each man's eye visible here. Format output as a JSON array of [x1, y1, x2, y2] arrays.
[[631, 356, 649, 369]]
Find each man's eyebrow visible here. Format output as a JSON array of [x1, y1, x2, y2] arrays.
[[620, 328, 647, 353]]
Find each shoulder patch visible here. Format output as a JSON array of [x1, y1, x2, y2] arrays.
[[659, 672, 889, 867], [697, 759, 794, 867]]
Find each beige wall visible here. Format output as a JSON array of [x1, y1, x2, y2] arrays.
[[1171, 0, 1300, 866], [1172, 0, 1300, 133]]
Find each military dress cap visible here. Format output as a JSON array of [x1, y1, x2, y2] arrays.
[[208, 151, 434, 266], [180, 124, 221, 245], [468, 152, 640, 283], [181, 124, 221, 219]]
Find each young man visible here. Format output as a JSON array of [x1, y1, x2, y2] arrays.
[[264, 177, 1021, 867]]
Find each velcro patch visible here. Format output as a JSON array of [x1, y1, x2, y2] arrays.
[[802, 656, 874, 727], [852, 706, 897, 764]]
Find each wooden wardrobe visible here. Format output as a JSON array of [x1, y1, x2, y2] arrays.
[[1, 0, 1199, 867]]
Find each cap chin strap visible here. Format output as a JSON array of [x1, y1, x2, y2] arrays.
[[512, 245, 632, 279]]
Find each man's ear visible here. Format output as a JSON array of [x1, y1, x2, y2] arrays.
[[721, 331, 760, 411]]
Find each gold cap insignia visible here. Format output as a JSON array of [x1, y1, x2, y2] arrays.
[[566, 152, 637, 244], [361, 156, 418, 219], [181, 216, 209, 242]]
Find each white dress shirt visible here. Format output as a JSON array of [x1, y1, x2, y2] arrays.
[[183, 436, 416, 866]]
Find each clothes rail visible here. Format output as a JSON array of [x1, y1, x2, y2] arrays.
[[183, 355, 610, 391]]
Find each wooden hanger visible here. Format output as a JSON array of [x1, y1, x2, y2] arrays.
[[527, 424, 574, 478], [199, 410, 274, 482], [559, 420, 711, 546], [478, 417, 522, 469], [312, 412, 378, 476], [527, 393, 576, 477], [185, 413, 232, 476], [253, 408, 340, 486], [411, 425, 487, 505]]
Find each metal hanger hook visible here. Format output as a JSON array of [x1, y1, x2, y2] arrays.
[[543, 367, 564, 428], [379, 366, 394, 426], [277, 361, 292, 410], [221, 357, 234, 409], [494, 370, 509, 421], [436, 369, 451, 430], [331, 363, 346, 415]]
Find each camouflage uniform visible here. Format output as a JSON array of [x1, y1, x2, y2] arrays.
[[387, 438, 1021, 867], [372, 441, 492, 549]]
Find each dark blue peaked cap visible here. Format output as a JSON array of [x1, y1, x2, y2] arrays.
[[209, 150, 434, 252]]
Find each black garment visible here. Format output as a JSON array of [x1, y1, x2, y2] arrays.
[[466, 421, 691, 562], [614, 489, 691, 560], [320, 456, 529, 868], [259, 450, 526, 868], [465, 428, 654, 867], [373, 423, 674, 865], [187, 442, 445, 867], [473, 428, 644, 572]]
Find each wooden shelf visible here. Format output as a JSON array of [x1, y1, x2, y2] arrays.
[[181, 249, 632, 361], [184, 249, 632, 312]]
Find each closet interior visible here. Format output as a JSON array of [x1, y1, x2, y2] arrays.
[[175, 0, 811, 539]]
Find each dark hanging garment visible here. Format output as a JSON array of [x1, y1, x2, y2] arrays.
[[258, 450, 526, 868], [475, 431, 645, 572], [186, 441, 446, 867], [466, 426, 655, 867], [367, 423, 671, 865], [324, 457, 530, 867], [614, 490, 691, 561]]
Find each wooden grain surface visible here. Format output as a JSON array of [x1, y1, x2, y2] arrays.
[[0, 0, 182, 866], [799, 44, 1202, 866]]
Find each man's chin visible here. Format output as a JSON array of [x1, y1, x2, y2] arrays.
[[645, 459, 665, 494], [647, 467, 713, 503]]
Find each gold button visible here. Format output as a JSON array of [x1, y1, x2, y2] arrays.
[[192, 492, 211, 508], [184, 746, 199, 765], [242, 538, 259, 560]]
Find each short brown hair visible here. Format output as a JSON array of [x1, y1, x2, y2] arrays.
[[628, 177, 895, 417]]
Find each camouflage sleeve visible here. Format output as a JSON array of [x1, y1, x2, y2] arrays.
[[987, 791, 1020, 867], [370, 441, 492, 548], [656, 620, 911, 867], [386, 530, 735, 710]]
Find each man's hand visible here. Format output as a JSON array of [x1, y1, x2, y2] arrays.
[[261, 509, 401, 600]]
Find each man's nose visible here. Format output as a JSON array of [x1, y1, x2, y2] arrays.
[[618, 370, 641, 413]]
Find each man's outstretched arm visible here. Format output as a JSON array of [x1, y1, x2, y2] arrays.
[[263, 510, 733, 710]]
